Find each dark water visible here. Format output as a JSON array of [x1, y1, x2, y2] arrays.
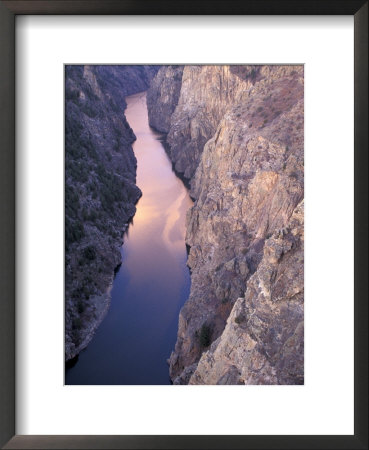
[[66, 92, 192, 385]]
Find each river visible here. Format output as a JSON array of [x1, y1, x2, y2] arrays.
[[66, 92, 193, 385]]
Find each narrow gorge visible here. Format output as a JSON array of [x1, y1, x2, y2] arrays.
[[65, 65, 304, 385], [65, 65, 159, 362], [66, 91, 192, 384]]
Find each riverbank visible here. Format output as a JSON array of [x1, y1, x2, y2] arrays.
[[66, 92, 193, 384], [65, 66, 158, 361]]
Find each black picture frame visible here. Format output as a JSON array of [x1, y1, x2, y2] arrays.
[[0, 1, 367, 449]]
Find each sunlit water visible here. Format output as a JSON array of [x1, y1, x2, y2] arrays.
[[66, 92, 192, 385]]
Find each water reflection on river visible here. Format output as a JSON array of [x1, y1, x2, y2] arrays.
[[66, 92, 192, 385]]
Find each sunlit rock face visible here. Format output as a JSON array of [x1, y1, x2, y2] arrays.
[[148, 65, 304, 384], [189, 201, 304, 385], [65, 65, 159, 361], [148, 65, 254, 180]]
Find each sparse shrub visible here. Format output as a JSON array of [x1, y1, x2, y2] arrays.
[[72, 316, 82, 330], [82, 208, 89, 221], [65, 87, 80, 101], [199, 324, 211, 347], [77, 299, 85, 314], [83, 245, 97, 261], [112, 138, 119, 152], [174, 71, 183, 81], [65, 218, 84, 247], [113, 125, 122, 138], [82, 284, 92, 298], [235, 314, 245, 324], [67, 160, 89, 183], [109, 98, 121, 113], [88, 210, 98, 222], [82, 101, 99, 118]]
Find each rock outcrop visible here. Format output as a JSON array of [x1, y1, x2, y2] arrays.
[[148, 66, 254, 180], [147, 65, 184, 133], [147, 65, 304, 384], [189, 201, 304, 385], [65, 65, 158, 361]]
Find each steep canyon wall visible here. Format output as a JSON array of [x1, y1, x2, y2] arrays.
[[147, 65, 304, 384], [65, 65, 158, 361]]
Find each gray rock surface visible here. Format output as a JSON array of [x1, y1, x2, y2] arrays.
[[148, 65, 304, 384], [148, 65, 254, 180], [189, 201, 304, 385]]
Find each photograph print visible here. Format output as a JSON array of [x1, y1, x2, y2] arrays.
[[65, 65, 304, 385]]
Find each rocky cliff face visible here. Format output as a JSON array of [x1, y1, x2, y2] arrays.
[[189, 201, 304, 385], [65, 65, 158, 361], [147, 65, 304, 384], [148, 65, 254, 180], [147, 65, 184, 133]]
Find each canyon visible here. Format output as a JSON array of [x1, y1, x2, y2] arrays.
[[65, 65, 158, 361], [66, 92, 192, 384], [65, 65, 304, 385]]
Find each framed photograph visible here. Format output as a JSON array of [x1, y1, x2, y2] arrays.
[[1, 1, 367, 449]]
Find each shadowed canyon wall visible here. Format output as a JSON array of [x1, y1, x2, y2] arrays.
[[65, 65, 158, 361], [147, 65, 304, 384]]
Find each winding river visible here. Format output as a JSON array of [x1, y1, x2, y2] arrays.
[[66, 92, 192, 385]]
